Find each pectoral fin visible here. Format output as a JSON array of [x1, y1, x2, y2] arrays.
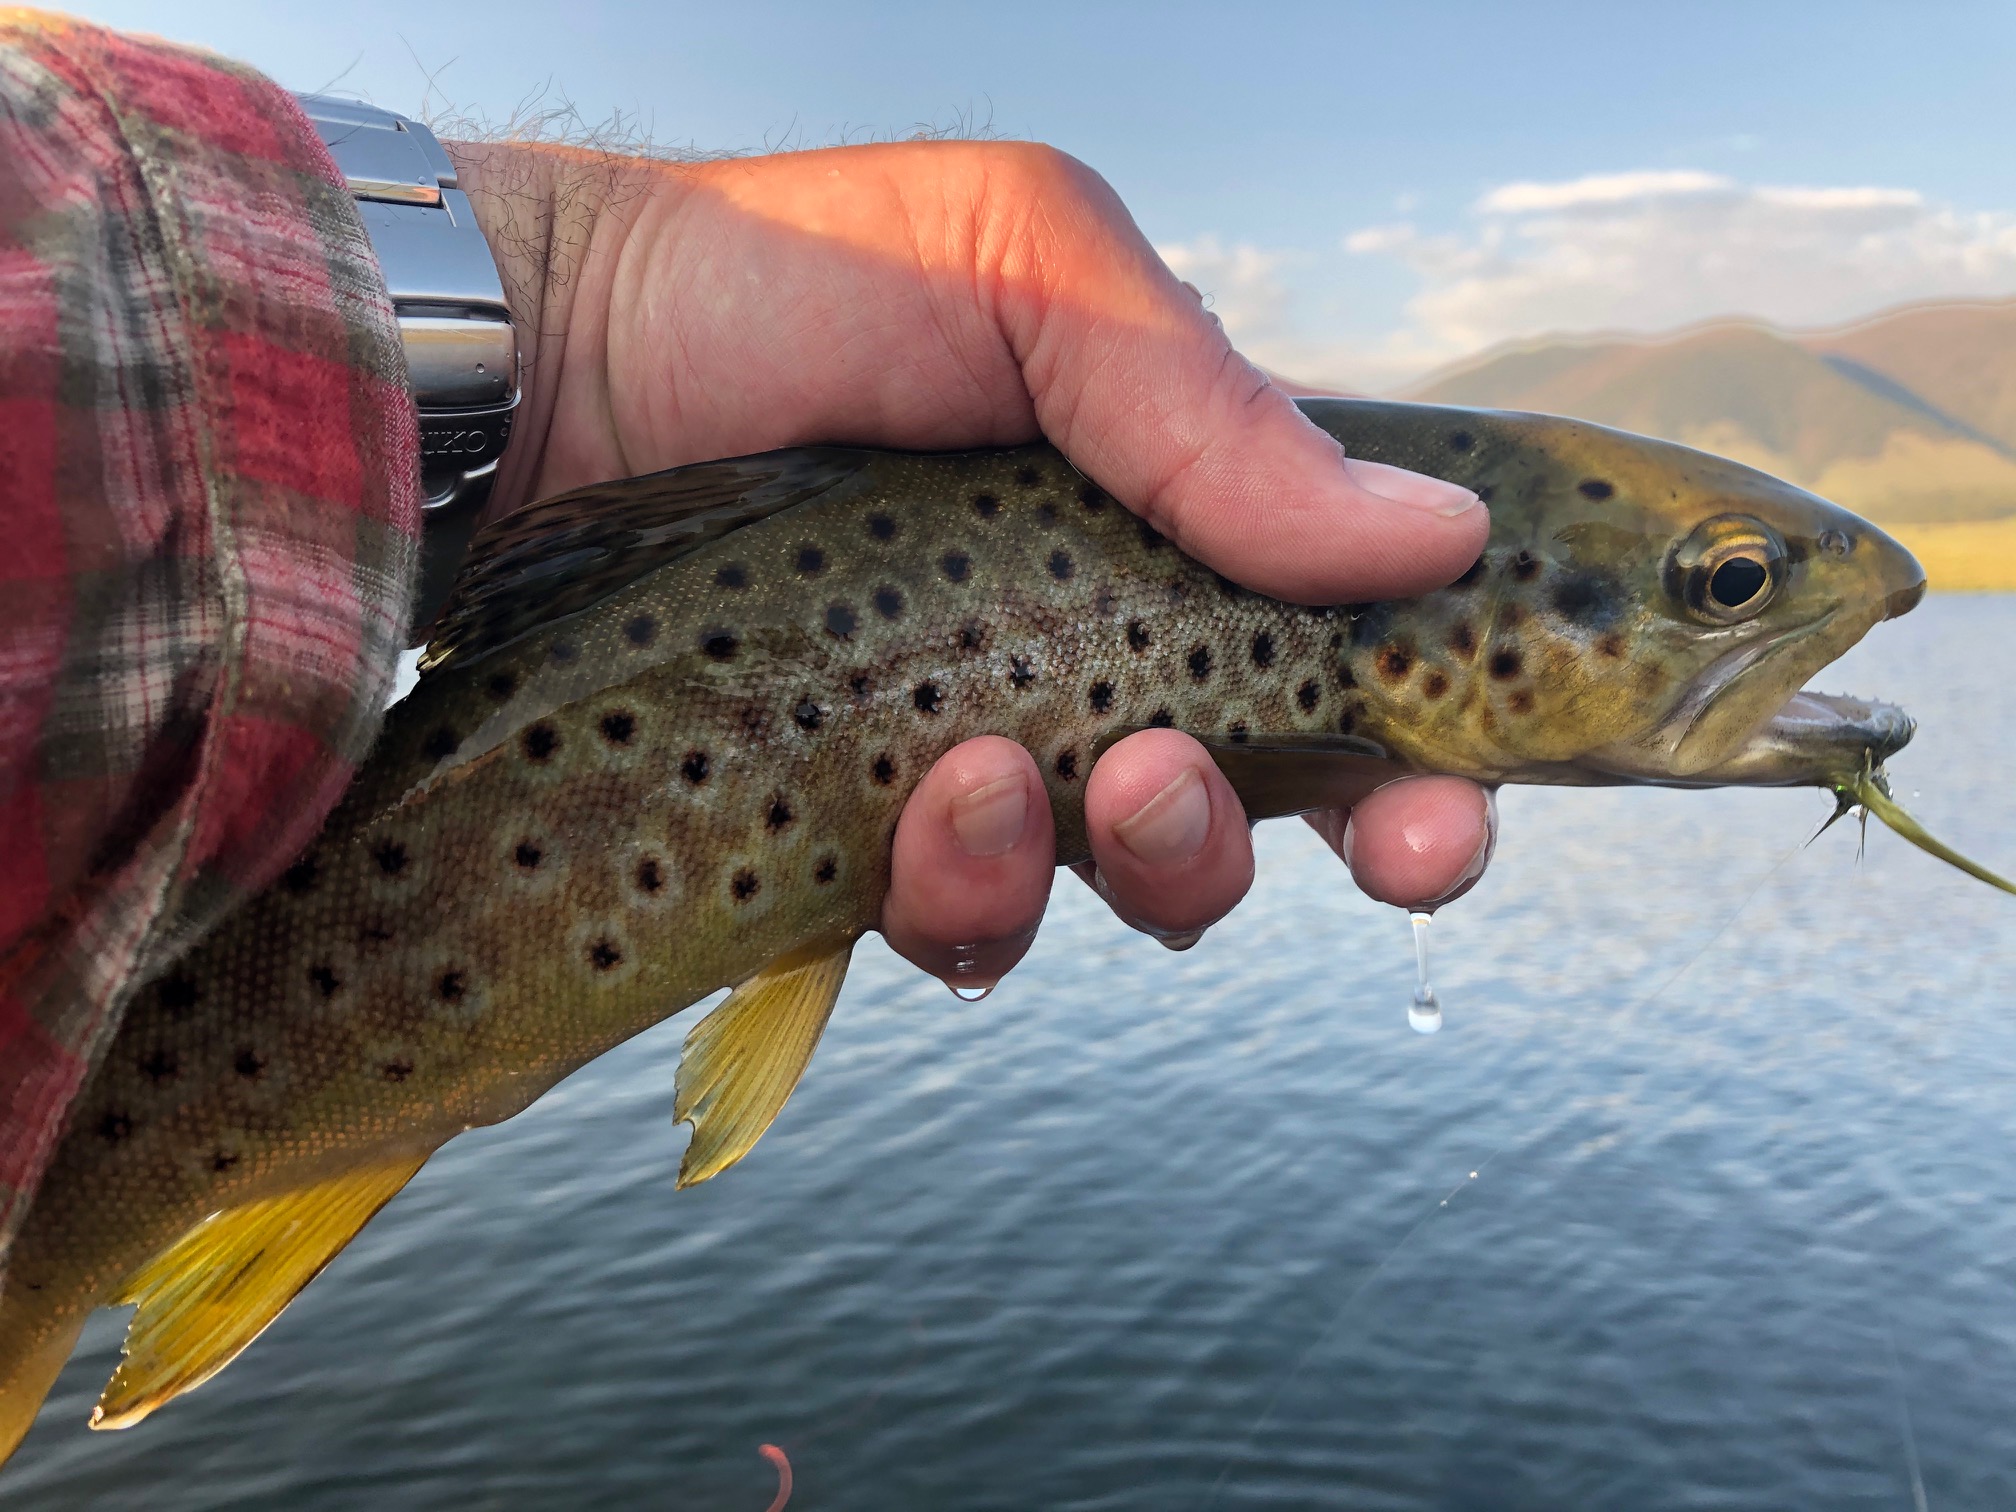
[[673, 937, 856, 1189], [93, 1155, 428, 1430], [1094, 728, 1408, 822]]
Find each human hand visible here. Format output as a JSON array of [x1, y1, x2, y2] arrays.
[[449, 138, 1495, 988]]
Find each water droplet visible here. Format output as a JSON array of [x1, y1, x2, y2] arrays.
[[948, 949, 994, 1001], [1407, 910, 1442, 1035], [951, 983, 994, 1002]]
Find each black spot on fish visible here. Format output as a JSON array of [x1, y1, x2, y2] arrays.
[[308, 964, 341, 998], [1251, 631, 1276, 669], [701, 628, 740, 661], [814, 856, 838, 885], [730, 870, 761, 903], [1423, 671, 1450, 699], [635, 857, 665, 893], [1489, 648, 1523, 680], [1009, 655, 1036, 689], [158, 975, 199, 1018], [1508, 689, 1536, 715], [139, 1048, 178, 1084], [282, 855, 319, 894], [1138, 519, 1167, 551], [1338, 710, 1358, 734], [1297, 679, 1320, 712], [960, 621, 986, 651], [795, 544, 826, 575], [235, 1047, 265, 1078], [1187, 644, 1214, 681], [1048, 549, 1075, 581], [872, 755, 897, 785], [1454, 554, 1487, 588], [1579, 478, 1614, 500], [716, 563, 748, 589], [850, 673, 874, 702], [1450, 622, 1478, 658], [210, 1150, 239, 1172], [1016, 465, 1041, 487], [794, 699, 824, 732], [625, 613, 658, 647], [372, 839, 409, 876], [768, 798, 795, 830], [867, 513, 897, 541], [600, 710, 636, 745], [1511, 550, 1541, 582], [1550, 573, 1614, 625], [1055, 748, 1079, 780], [1377, 645, 1413, 681], [1038, 501, 1059, 525], [514, 840, 542, 871], [381, 1059, 414, 1082], [1597, 632, 1626, 659], [1089, 680, 1115, 713], [1149, 708, 1175, 728], [825, 603, 858, 640], [436, 971, 466, 1003], [589, 938, 624, 970], [1228, 721, 1250, 744], [549, 640, 580, 665], [98, 1110, 131, 1144], [1093, 586, 1117, 618], [913, 682, 942, 714], [682, 750, 711, 784], [940, 551, 971, 582], [1450, 430, 1474, 452], [874, 586, 905, 620], [523, 723, 559, 762], [423, 725, 459, 761], [487, 670, 518, 701], [1078, 482, 1108, 510], [1127, 621, 1151, 653], [973, 493, 1000, 518], [1335, 663, 1357, 690]]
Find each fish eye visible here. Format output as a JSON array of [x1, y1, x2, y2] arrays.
[[1668, 515, 1786, 625]]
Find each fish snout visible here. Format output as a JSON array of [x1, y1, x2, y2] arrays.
[[1885, 576, 1927, 620], [1863, 522, 1926, 620]]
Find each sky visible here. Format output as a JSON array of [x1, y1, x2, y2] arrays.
[[67, 1, 2016, 390]]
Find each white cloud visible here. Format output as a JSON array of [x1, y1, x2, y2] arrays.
[[1160, 171, 2016, 393]]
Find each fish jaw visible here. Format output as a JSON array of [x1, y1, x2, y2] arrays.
[[1622, 690, 1916, 788]]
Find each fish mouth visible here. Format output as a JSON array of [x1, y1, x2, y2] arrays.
[[1662, 688, 1916, 787]]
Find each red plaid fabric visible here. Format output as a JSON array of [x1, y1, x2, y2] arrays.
[[0, 11, 419, 1259]]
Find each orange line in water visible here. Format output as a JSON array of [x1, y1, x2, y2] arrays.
[[758, 1443, 792, 1512]]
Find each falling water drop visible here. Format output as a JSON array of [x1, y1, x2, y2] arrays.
[[1406, 910, 1442, 1035], [951, 982, 994, 1002], [949, 950, 994, 1002]]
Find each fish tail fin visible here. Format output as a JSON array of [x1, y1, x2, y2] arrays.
[[0, 1292, 87, 1465], [90, 1155, 428, 1432], [673, 935, 856, 1189]]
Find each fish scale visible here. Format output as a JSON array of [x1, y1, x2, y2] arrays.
[[0, 398, 1937, 1461]]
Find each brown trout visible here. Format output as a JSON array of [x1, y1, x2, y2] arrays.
[[0, 398, 1948, 1460]]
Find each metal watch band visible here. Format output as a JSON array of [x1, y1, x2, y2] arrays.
[[296, 93, 520, 636]]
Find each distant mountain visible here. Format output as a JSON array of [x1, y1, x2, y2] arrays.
[[1407, 299, 2016, 529]]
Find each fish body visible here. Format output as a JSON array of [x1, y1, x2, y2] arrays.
[[0, 400, 1931, 1457]]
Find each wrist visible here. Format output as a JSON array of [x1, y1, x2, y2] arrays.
[[441, 140, 642, 521]]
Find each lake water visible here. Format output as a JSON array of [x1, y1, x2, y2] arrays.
[[8, 597, 2015, 1510]]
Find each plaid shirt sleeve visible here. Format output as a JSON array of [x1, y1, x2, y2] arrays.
[[0, 11, 420, 1258]]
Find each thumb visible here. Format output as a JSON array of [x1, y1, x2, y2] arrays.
[[991, 149, 1487, 604]]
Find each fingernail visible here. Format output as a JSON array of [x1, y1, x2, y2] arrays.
[[950, 773, 1028, 858], [1344, 456, 1481, 519], [1113, 766, 1212, 866]]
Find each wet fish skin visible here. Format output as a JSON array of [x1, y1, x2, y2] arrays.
[[0, 399, 1924, 1457]]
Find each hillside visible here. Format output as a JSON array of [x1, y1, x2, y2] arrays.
[[1406, 299, 2016, 588]]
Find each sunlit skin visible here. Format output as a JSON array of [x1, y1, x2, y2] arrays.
[[449, 138, 1496, 988]]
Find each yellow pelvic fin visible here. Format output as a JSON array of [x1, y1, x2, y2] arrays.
[[673, 936, 856, 1190], [92, 1155, 428, 1431], [0, 1309, 86, 1465]]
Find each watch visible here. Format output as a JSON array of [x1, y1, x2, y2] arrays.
[[295, 93, 521, 637]]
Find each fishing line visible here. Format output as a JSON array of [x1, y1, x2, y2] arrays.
[[1198, 828, 1812, 1510]]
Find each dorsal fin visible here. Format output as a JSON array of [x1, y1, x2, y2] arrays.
[[419, 446, 877, 674]]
